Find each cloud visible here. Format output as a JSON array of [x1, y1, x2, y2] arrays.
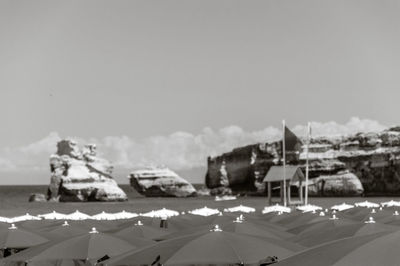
[[292, 117, 387, 138], [0, 117, 388, 173], [19, 132, 61, 154]]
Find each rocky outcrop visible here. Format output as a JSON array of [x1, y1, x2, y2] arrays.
[[29, 193, 47, 202], [205, 127, 400, 196], [48, 140, 128, 202], [129, 167, 197, 197]]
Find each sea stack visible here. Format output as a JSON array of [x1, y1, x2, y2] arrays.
[[129, 167, 197, 197], [48, 139, 128, 202]]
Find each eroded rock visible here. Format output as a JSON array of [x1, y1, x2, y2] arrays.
[[129, 167, 196, 197], [48, 139, 127, 202]]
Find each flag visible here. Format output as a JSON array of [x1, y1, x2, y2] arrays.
[[284, 126, 303, 152]]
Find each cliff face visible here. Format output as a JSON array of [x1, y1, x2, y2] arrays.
[[205, 127, 400, 196], [48, 140, 128, 202]]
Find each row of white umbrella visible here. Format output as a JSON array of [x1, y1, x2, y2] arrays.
[[1, 200, 400, 223]]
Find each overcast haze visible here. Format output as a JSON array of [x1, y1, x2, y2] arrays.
[[0, 0, 399, 184]]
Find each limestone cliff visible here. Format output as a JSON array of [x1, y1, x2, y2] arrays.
[[48, 140, 128, 202], [205, 127, 400, 196]]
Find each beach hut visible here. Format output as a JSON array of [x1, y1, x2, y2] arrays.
[[263, 166, 305, 206]]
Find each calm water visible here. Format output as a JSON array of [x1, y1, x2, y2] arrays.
[[0, 185, 399, 217]]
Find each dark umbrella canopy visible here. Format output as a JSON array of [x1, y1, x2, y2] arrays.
[[221, 219, 294, 240], [278, 229, 400, 266], [10, 228, 136, 263], [112, 221, 170, 240], [276, 233, 387, 266], [287, 216, 356, 235], [0, 224, 49, 249], [162, 229, 296, 266], [110, 230, 156, 247], [39, 222, 89, 241], [105, 226, 299, 266], [290, 220, 397, 247]]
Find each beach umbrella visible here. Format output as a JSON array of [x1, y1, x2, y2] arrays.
[[11, 228, 135, 264], [221, 217, 295, 240], [380, 200, 400, 207], [64, 211, 91, 221], [0, 217, 12, 223], [189, 206, 220, 217], [160, 216, 295, 241], [112, 210, 138, 220], [331, 202, 354, 212], [223, 205, 256, 213], [14, 220, 64, 233], [341, 207, 393, 222], [277, 229, 400, 266], [104, 225, 299, 266], [0, 224, 49, 249], [9, 213, 41, 223], [40, 221, 88, 240], [262, 204, 291, 214], [286, 215, 333, 233], [354, 200, 380, 208], [110, 229, 156, 247], [91, 211, 118, 221], [296, 204, 323, 213], [113, 220, 170, 240], [38, 211, 68, 220], [163, 226, 297, 266], [141, 208, 179, 218], [290, 218, 397, 247]]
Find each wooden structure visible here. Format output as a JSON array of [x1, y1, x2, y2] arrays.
[[263, 165, 305, 205]]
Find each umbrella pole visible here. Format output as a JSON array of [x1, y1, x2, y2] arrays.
[[282, 120, 287, 207], [305, 122, 310, 206]]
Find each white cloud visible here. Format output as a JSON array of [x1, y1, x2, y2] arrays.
[[292, 117, 387, 138], [19, 132, 61, 154], [0, 117, 389, 173]]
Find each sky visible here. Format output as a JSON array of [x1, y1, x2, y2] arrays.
[[0, 0, 399, 184]]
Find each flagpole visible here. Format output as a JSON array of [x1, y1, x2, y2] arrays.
[[282, 120, 287, 207], [305, 122, 310, 205]]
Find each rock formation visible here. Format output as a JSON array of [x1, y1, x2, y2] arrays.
[[129, 167, 197, 197], [48, 140, 128, 202], [206, 127, 400, 196]]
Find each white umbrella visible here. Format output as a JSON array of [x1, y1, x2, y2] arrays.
[[296, 204, 323, 213], [65, 210, 91, 220], [113, 210, 138, 220], [141, 208, 179, 218], [91, 211, 118, 220], [189, 206, 220, 216], [38, 211, 68, 220], [0, 216, 12, 223], [331, 202, 355, 211], [10, 213, 41, 223], [224, 205, 256, 213], [355, 201, 380, 208], [381, 200, 400, 207], [262, 204, 291, 214]]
